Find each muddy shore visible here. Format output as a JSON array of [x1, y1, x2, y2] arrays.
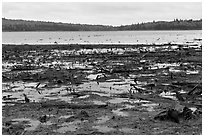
[[2, 43, 202, 135]]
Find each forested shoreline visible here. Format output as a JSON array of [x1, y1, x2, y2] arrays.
[[2, 18, 202, 31]]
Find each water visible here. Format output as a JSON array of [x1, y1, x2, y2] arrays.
[[112, 108, 129, 117], [95, 116, 110, 124], [92, 125, 116, 133], [2, 30, 202, 44]]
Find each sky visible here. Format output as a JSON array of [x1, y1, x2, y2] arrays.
[[2, 2, 202, 26]]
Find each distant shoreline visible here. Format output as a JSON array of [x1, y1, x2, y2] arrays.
[[2, 29, 202, 32], [3, 18, 202, 31]]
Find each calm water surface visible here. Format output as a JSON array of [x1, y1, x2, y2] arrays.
[[2, 30, 202, 44]]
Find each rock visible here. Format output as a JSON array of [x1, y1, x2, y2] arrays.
[[111, 116, 116, 120], [167, 109, 180, 123], [39, 115, 48, 123], [57, 79, 63, 84], [154, 109, 180, 123]]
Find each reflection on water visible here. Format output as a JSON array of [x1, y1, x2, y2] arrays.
[[112, 108, 129, 117], [78, 81, 131, 94], [119, 127, 135, 133], [92, 100, 107, 105], [141, 103, 159, 112], [108, 98, 129, 104], [92, 125, 116, 133]]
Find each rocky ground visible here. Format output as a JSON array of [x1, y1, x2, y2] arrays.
[[2, 43, 202, 135]]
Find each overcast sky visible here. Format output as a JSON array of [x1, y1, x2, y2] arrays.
[[2, 2, 202, 26]]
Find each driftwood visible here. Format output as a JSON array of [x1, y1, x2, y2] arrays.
[[187, 84, 200, 95], [130, 83, 153, 93]]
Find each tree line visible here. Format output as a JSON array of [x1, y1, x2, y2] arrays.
[[2, 18, 202, 31]]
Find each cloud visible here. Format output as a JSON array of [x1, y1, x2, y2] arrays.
[[2, 2, 202, 26]]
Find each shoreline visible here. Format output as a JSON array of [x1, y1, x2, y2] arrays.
[[3, 29, 202, 32], [2, 42, 201, 51]]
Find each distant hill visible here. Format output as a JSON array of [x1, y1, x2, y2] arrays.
[[117, 19, 202, 30], [2, 18, 202, 31]]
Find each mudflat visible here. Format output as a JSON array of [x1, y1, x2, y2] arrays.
[[2, 43, 202, 135]]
